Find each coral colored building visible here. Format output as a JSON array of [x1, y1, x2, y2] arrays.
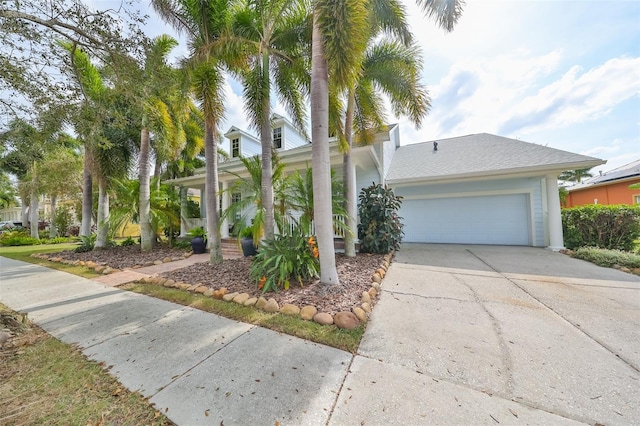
[[564, 159, 640, 207]]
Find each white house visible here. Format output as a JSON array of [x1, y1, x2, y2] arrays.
[[167, 116, 604, 250]]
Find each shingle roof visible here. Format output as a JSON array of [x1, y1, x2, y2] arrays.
[[386, 133, 604, 183]]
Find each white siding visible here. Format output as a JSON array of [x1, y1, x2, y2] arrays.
[[281, 122, 309, 150], [241, 135, 261, 157]]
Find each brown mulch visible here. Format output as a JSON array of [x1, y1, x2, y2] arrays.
[[54, 244, 386, 316]]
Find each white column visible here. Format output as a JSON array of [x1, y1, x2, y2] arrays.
[[220, 181, 230, 238], [545, 174, 565, 251]]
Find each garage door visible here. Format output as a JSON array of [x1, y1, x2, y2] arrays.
[[401, 193, 531, 245]]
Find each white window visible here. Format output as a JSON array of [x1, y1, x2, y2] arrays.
[[273, 127, 282, 149], [232, 138, 240, 157], [634, 195, 640, 204]]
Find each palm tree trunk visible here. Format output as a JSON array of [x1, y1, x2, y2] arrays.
[[96, 178, 109, 248], [81, 147, 93, 237], [139, 126, 153, 251], [29, 192, 39, 239], [50, 194, 58, 238], [311, 13, 339, 285], [205, 122, 223, 264], [343, 89, 357, 257], [261, 51, 275, 241]]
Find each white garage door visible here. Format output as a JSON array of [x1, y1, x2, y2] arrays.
[[401, 193, 531, 245]]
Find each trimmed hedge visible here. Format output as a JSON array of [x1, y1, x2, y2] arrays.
[[572, 247, 640, 269], [562, 204, 640, 251]]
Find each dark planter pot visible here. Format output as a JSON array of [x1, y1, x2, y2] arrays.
[[191, 237, 206, 254], [241, 237, 258, 257]]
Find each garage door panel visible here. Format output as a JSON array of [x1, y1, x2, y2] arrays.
[[401, 194, 530, 245]]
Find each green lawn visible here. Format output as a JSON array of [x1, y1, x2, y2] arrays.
[[0, 243, 100, 278]]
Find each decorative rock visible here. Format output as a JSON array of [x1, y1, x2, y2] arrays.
[[103, 267, 113, 275], [144, 261, 155, 267], [371, 273, 382, 283], [187, 283, 200, 292], [372, 282, 381, 292], [352, 307, 367, 323], [263, 298, 280, 313], [161, 257, 171, 263], [313, 312, 334, 325], [620, 266, 631, 273], [86, 261, 96, 268], [334, 311, 359, 329], [203, 288, 214, 297], [195, 285, 208, 294], [280, 304, 301, 316], [95, 265, 107, 274], [633, 268, 640, 276], [376, 268, 386, 278], [368, 287, 378, 299], [300, 305, 317, 321], [178, 283, 191, 290], [255, 297, 268, 309], [244, 297, 258, 306], [361, 291, 372, 305], [0, 331, 11, 346], [183, 252, 192, 258], [233, 293, 250, 304], [153, 260, 163, 265], [213, 288, 228, 299], [223, 292, 239, 302], [162, 279, 176, 287], [361, 302, 372, 313]]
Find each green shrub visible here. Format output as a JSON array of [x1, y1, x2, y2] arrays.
[[562, 205, 640, 250], [250, 226, 319, 292], [357, 183, 404, 254], [120, 236, 136, 246], [0, 230, 42, 246], [74, 233, 96, 253], [572, 247, 640, 269], [52, 205, 74, 236]]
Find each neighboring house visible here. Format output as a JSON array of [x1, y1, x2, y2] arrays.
[[166, 117, 604, 250], [564, 159, 640, 207]]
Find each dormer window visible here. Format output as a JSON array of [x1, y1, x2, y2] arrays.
[[232, 138, 240, 158], [273, 127, 282, 149]]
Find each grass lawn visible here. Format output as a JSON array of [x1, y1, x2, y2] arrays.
[[0, 304, 173, 425], [0, 243, 100, 279]]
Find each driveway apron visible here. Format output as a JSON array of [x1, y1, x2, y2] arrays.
[[333, 244, 640, 426]]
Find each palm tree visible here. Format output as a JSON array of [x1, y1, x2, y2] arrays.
[[138, 35, 183, 252], [151, 0, 232, 264], [222, 0, 310, 241], [311, 0, 369, 285], [559, 168, 594, 183], [311, 0, 463, 279]]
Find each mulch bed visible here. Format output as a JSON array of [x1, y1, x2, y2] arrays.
[[54, 244, 385, 316]]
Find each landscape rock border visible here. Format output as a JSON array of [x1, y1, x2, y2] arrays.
[[31, 251, 394, 329]]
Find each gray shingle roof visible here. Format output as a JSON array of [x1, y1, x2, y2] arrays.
[[386, 133, 604, 183]]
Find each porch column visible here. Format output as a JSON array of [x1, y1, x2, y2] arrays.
[[545, 174, 565, 251], [220, 181, 230, 238], [179, 186, 188, 237]]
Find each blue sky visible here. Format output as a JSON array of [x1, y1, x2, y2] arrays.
[[104, 0, 640, 174]]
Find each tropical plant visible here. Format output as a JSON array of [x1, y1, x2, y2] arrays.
[[286, 166, 348, 237], [74, 233, 97, 253], [221, 154, 287, 244], [187, 226, 207, 239], [559, 168, 594, 183], [250, 225, 320, 292], [358, 183, 404, 253], [562, 204, 640, 251], [0, 172, 18, 209], [223, 0, 310, 241], [151, 0, 231, 265], [51, 204, 75, 237], [120, 236, 136, 246]]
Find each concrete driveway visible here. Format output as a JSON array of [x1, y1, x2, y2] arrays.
[[332, 244, 640, 425]]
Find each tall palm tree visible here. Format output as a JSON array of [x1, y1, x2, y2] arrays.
[[311, 0, 464, 279], [138, 35, 183, 252], [151, 0, 232, 264], [222, 0, 310, 241], [311, 0, 369, 285]]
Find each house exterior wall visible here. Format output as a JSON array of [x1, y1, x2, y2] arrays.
[[565, 178, 640, 207], [280, 121, 309, 150], [392, 177, 545, 246]]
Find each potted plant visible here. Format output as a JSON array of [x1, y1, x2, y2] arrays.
[[187, 227, 207, 254], [239, 225, 258, 257]]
